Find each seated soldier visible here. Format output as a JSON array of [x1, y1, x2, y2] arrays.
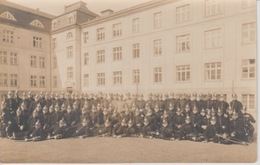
[[42, 106, 51, 139], [172, 108, 184, 140], [10, 107, 27, 140], [204, 116, 220, 143], [97, 118, 112, 137], [140, 117, 153, 138], [190, 106, 202, 141], [158, 118, 173, 140], [73, 118, 92, 138], [51, 118, 69, 140], [133, 109, 143, 136], [24, 120, 44, 142], [229, 111, 246, 143], [180, 115, 194, 141], [112, 118, 127, 138], [125, 119, 138, 137], [242, 107, 256, 143]]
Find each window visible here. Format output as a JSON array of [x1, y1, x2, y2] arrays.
[[53, 20, 58, 30], [67, 46, 73, 58], [242, 22, 256, 44], [66, 32, 73, 39], [10, 52, 18, 65], [153, 39, 162, 56], [30, 75, 37, 87], [31, 56, 37, 67], [133, 69, 140, 84], [97, 73, 105, 86], [10, 74, 18, 87], [97, 27, 105, 41], [83, 32, 89, 44], [84, 53, 89, 65], [52, 38, 57, 49], [113, 23, 122, 37], [39, 76, 45, 88], [97, 50, 105, 63], [176, 34, 190, 53], [176, 5, 191, 23], [39, 56, 45, 68], [53, 56, 57, 68], [154, 67, 162, 83], [83, 74, 89, 87], [132, 18, 140, 33], [205, 29, 222, 49], [154, 12, 162, 29], [0, 73, 8, 87], [68, 15, 75, 24], [205, 62, 222, 81], [176, 65, 191, 82], [242, 94, 255, 109], [205, 0, 223, 17], [67, 67, 73, 79], [0, 51, 8, 64], [113, 71, 122, 85], [242, 0, 256, 8], [53, 76, 57, 88], [3, 30, 14, 43], [30, 19, 44, 28], [113, 47, 122, 61], [0, 11, 16, 21], [132, 43, 140, 58], [33, 36, 42, 48], [242, 59, 255, 79]]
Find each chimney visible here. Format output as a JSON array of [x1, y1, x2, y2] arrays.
[[100, 9, 114, 16]]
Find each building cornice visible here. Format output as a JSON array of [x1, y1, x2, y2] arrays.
[[51, 24, 81, 35]]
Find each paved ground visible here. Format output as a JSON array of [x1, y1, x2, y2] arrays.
[[0, 137, 257, 163]]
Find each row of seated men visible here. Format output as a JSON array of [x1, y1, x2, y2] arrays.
[[1, 91, 255, 144]]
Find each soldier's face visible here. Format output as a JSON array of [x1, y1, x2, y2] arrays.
[[43, 109, 48, 114], [185, 120, 190, 124], [210, 120, 216, 125], [200, 112, 206, 116], [163, 123, 168, 127]]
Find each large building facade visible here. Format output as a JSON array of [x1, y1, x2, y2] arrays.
[[0, 0, 257, 111]]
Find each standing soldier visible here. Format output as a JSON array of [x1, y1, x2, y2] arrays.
[[217, 94, 229, 113], [28, 95, 41, 115], [230, 93, 243, 117], [190, 93, 199, 112], [137, 94, 146, 110], [4, 91, 16, 118]]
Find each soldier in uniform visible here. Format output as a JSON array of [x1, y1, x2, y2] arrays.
[[241, 107, 255, 143], [172, 108, 184, 140], [158, 118, 173, 140], [4, 91, 16, 118], [112, 118, 127, 137], [217, 94, 229, 113], [229, 111, 246, 142], [137, 94, 146, 110], [28, 95, 41, 115], [52, 118, 69, 139], [190, 106, 202, 141], [97, 119, 113, 137], [141, 117, 153, 138], [230, 94, 243, 117], [180, 115, 193, 140], [125, 119, 138, 137], [204, 116, 220, 143], [25, 120, 44, 142], [73, 118, 92, 138]]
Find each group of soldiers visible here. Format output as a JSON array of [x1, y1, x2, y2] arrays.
[[0, 90, 256, 145]]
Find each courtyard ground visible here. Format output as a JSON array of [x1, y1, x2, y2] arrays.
[[0, 137, 257, 163]]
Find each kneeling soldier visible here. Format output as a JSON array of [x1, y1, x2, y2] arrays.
[[25, 120, 44, 142]]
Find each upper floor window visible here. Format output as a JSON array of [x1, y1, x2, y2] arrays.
[[205, 62, 222, 81], [113, 71, 122, 85], [83, 74, 89, 87], [53, 56, 57, 68], [67, 46, 73, 59], [0, 11, 16, 21], [0, 51, 8, 64], [113, 23, 122, 37], [154, 12, 162, 29], [153, 39, 162, 56], [242, 0, 256, 9], [132, 18, 140, 33], [97, 73, 105, 86], [52, 38, 57, 49], [205, 28, 222, 49], [154, 67, 162, 83], [97, 49, 105, 63], [3, 30, 14, 43], [205, 0, 223, 17], [39, 56, 45, 68], [176, 65, 191, 82], [97, 27, 105, 41], [67, 32, 73, 39], [67, 67, 73, 79], [242, 59, 255, 79], [132, 43, 140, 59], [83, 32, 89, 44], [242, 22, 256, 44], [242, 94, 255, 109], [31, 55, 37, 67], [30, 19, 44, 28], [176, 34, 190, 53], [176, 4, 191, 23], [10, 74, 18, 87], [30, 75, 37, 87], [68, 14, 76, 24], [39, 76, 46, 88], [10, 52, 18, 65], [84, 53, 89, 65], [0, 73, 8, 87], [113, 47, 122, 61], [33, 36, 42, 48], [133, 69, 140, 84], [53, 76, 57, 88]]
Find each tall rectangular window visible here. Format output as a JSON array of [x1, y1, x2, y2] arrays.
[[83, 31, 89, 44], [176, 65, 191, 82], [84, 53, 89, 65], [132, 18, 140, 33], [242, 0, 256, 8], [9, 52, 17, 65], [97, 50, 105, 63], [53, 56, 57, 68], [133, 69, 140, 84], [132, 43, 140, 58], [154, 67, 162, 83], [205, 29, 222, 49], [39, 56, 45, 68], [39, 76, 45, 88], [30, 75, 37, 87], [176, 5, 191, 23], [3, 30, 14, 43], [67, 67, 73, 79], [0, 51, 8, 64], [154, 12, 162, 29], [205, 0, 223, 17], [10, 74, 18, 87], [31, 56, 37, 67], [33, 36, 42, 48], [113, 47, 122, 61], [205, 62, 222, 81], [113, 71, 122, 85], [113, 23, 122, 37], [97, 27, 105, 41], [67, 46, 73, 58], [242, 94, 255, 109], [176, 34, 190, 53], [52, 38, 57, 49], [153, 39, 162, 56], [97, 73, 105, 86], [53, 76, 57, 88], [0, 73, 8, 87], [242, 22, 256, 44], [242, 59, 255, 79], [83, 74, 89, 87]]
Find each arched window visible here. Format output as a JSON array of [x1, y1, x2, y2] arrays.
[[66, 32, 73, 39], [30, 19, 44, 28], [0, 11, 17, 21]]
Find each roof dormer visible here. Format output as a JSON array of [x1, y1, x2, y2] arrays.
[[30, 19, 45, 28], [0, 11, 17, 21]]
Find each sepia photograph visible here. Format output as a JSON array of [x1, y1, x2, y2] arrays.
[[0, 0, 257, 163]]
